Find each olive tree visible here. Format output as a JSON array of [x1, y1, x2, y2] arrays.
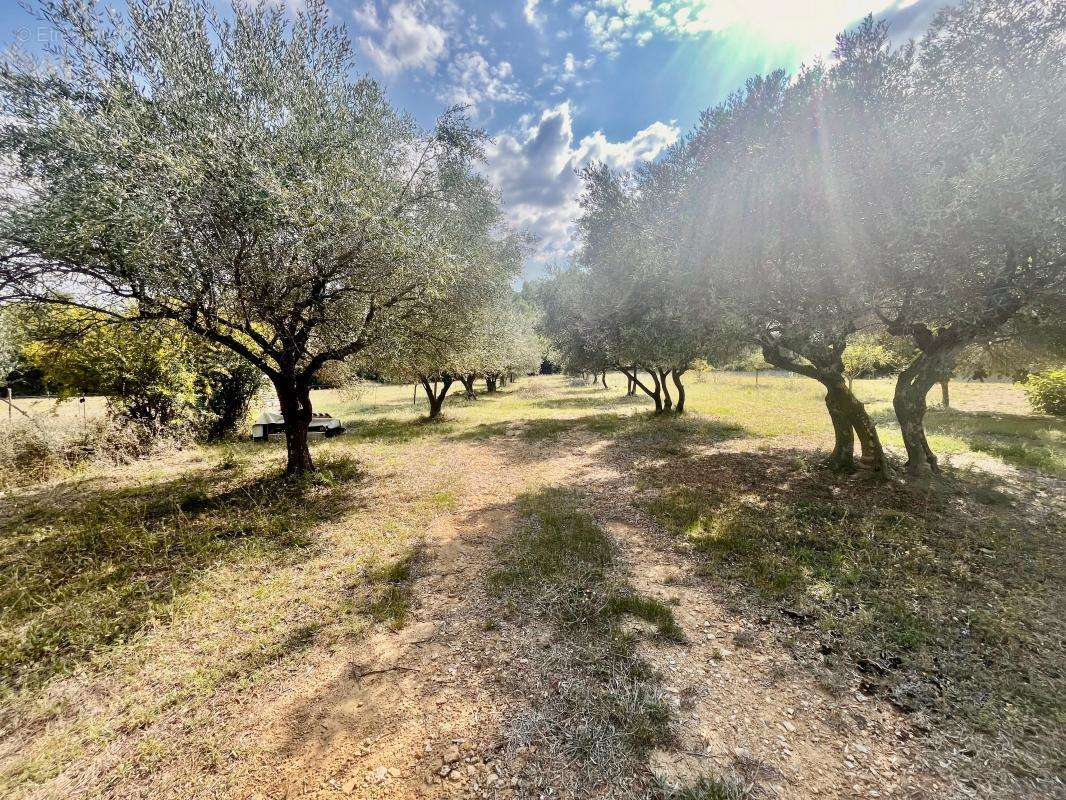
[[686, 23, 908, 474], [865, 0, 1066, 472], [0, 0, 493, 473], [533, 265, 614, 385], [368, 220, 524, 419], [571, 159, 736, 414]]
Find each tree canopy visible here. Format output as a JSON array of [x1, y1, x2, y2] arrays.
[[0, 0, 518, 472]]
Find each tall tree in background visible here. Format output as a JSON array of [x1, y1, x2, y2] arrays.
[[367, 221, 525, 420], [0, 0, 495, 473]]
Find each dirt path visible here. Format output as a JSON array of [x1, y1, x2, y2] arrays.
[[599, 512, 938, 800], [219, 425, 941, 800], [225, 434, 606, 800]]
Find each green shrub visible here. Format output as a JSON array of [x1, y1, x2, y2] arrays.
[[1022, 369, 1066, 416]]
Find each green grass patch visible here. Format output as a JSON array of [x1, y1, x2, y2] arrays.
[[607, 592, 687, 642], [365, 551, 417, 629], [670, 775, 750, 800], [927, 409, 1066, 477], [491, 488, 681, 788]]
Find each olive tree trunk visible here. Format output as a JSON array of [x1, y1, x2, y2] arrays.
[[459, 374, 478, 399], [657, 369, 674, 412], [761, 344, 888, 474], [671, 369, 687, 414], [622, 367, 663, 412], [420, 375, 454, 420], [893, 350, 958, 474], [273, 376, 315, 475]]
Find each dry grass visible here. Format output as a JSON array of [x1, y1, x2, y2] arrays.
[[0, 374, 1060, 799], [312, 372, 1062, 476], [488, 487, 682, 797], [638, 458, 1064, 795]]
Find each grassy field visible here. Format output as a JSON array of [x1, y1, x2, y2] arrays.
[[311, 373, 1060, 477], [0, 373, 1061, 799]]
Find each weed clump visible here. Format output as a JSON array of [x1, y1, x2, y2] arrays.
[[0, 417, 184, 490], [490, 488, 684, 794], [365, 551, 417, 629]]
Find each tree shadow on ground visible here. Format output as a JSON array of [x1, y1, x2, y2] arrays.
[[868, 405, 1064, 477], [531, 393, 650, 411], [451, 412, 750, 462], [453, 413, 628, 444], [928, 409, 1064, 477], [620, 445, 1064, 786], [338, 416, 456, 443], [0, 454, 368, 692]]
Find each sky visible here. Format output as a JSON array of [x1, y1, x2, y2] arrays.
[[0, 0, 952, 277]]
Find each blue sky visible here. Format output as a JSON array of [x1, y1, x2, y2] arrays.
[[0, 0, 951, 275]]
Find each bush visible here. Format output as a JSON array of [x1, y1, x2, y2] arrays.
[[0, 416, 182, 490], [1022, 369, 1066, 416]]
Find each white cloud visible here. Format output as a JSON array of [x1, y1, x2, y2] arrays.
[[351, 1, 381, 31], [357, 2, 447, 75], [441, 52, 525, 114], [540, 51, 596, 95], [524, 0, 542, 28], [582, 0, 910, 57], [484, 102, 679, 272]]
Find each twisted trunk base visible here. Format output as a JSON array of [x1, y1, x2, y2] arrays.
[[274, 377, 315, 475], [657, 369, 674, 412], [894, 354, 956, 474], [760, 344, 888, 474], [622, 367, 663, 412], [824, 380, 887, 473], [420, 375, 454, 420], [459, 374, 478, 399], [671, 369, 687, 414]]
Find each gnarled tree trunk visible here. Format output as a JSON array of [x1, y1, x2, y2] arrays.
[[622, 366, 663, 412], [761, 342, 888, 474], [825, 378, 886, 472], [485, 374, 498, 393], [657, 368, 673, 412], [420, 375, 453, 420], [893, 347, 958, 474], [273, 375, 315, 475], [459, 374, 478, 399], [883, 259, 1028, 475], [601, 371, 608, 389], [671, 369, 687, 414]]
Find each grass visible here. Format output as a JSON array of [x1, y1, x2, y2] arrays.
[[489, 488, 682, 792], [0, 434, 465, 798], [638, 461, 1065, 791], [0, 374, 1060, 799], [365, 551, 418, 629], [0, 458, 364, 692], [669, 775, 750, 800]]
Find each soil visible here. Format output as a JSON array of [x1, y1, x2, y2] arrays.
[[217, 430, 946, 800]]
